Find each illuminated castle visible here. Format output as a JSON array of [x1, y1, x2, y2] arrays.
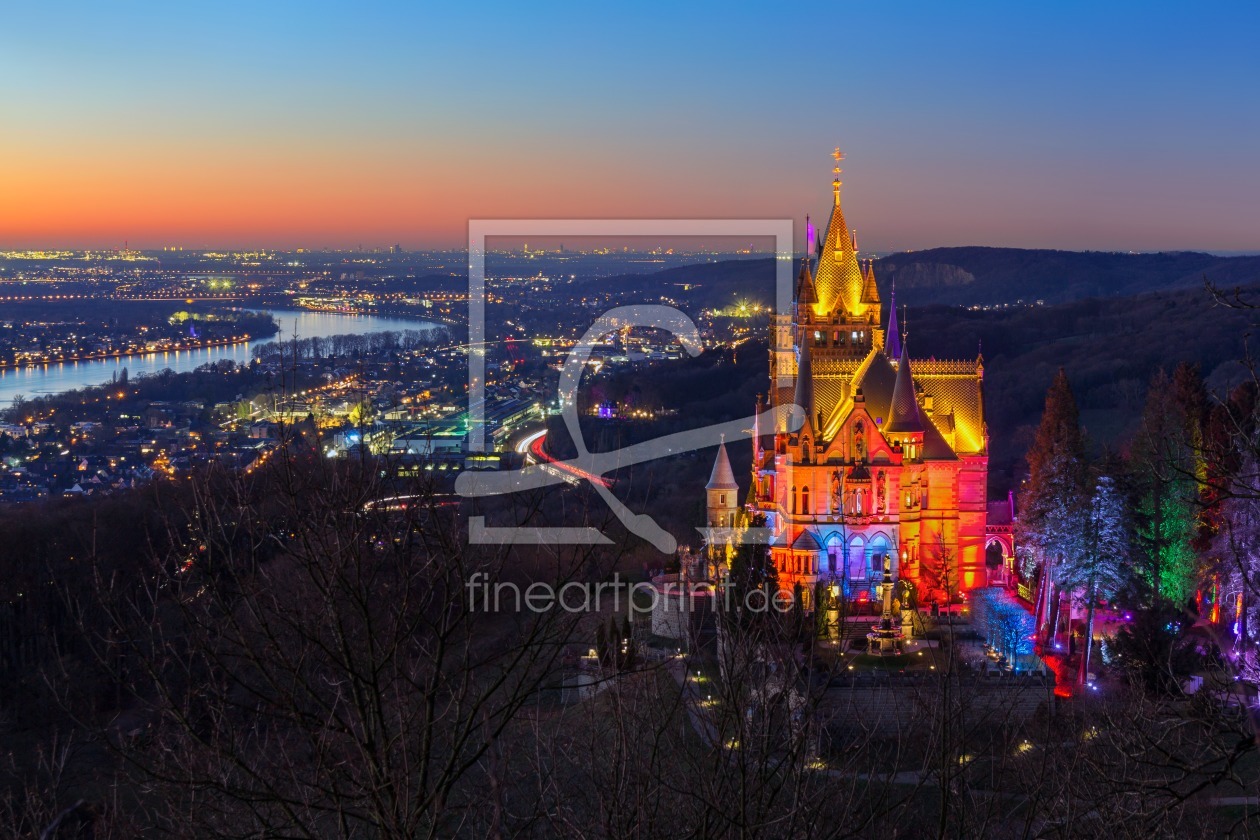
[[728, 150, 990, 605]]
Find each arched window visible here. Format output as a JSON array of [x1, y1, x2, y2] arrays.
[[870, 534, 891, 575], [801, 486, 810, 515], [790, 486, 797, 515], [826, 535, 843, 576], [986, 540, 1006, 570], [848, 537, 866, 581]]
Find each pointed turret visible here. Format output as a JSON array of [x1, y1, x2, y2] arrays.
[[860, 259, 880, 305], [706, 439, 739, 531], [795, 257, 817, 309], [793, 338, 815, 429], [885, 282, 902, 359], [706, 440, 738, 491], [885, 340, 924, 434]]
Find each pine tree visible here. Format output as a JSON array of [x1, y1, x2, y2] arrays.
[[724, 513, 778, 629], [1059, 474, 1129, 684], [1130, 368, 1200, 607], [1211, 453, 1260, 683], [1018, 369, 1088, 645], [1172, 363, 1213, 551]]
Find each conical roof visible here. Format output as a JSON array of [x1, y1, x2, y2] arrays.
[[795, 258, 817, 307], [860, 260, 880, 304], [885, 284, 902, 360], [812, 189, 867, 317], [793, 339, 815, 428], [885, 340, 925, 434], [706, 441, 738, 491]]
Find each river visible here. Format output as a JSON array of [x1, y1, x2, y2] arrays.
[[0, 308, 442, 406]]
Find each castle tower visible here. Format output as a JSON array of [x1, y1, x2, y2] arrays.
[[740, 148, 990, 607], [706, 440, 739, 530]]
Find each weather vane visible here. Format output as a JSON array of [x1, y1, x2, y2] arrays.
[[832, 146, 845, 201]]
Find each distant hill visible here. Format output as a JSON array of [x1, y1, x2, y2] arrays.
[[874, 247, 1260, 306], [574, 259, 780, 311], [575, 249, 1260, 310], [906, 282, 1260, 491], [568, 251, 1260, 494]]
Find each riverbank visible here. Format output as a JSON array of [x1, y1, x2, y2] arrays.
[[0, 334, 263, 371], [0, 308, 441, 405]]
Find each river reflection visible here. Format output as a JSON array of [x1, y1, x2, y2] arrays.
[[0, 309, 441, 406]]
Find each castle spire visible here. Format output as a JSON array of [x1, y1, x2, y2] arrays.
[[885, 339, 924, 434], [793, 337, 815, 430], [832, 146, 844, 206], [812, 146, 867, 317], [886, 281, 902, 359]]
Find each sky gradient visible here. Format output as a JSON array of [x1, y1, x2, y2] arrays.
[[2, 1, 1258, 252]]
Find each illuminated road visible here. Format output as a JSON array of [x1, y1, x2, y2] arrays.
[[522, 428, 612, 488], [515, 428, 547, 460]]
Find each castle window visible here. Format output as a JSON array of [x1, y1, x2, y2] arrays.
[[790, 486, 797, 515], [870, 534, 891, 574], [826, 535, 842, 576], [720, 494, 725, 505], [802, 486, 810, 515]]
